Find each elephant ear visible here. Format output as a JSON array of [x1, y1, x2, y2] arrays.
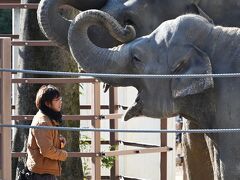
[[170, 44, 214, 98]]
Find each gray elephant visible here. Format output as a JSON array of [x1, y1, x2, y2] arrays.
[[37, 0, 240, 50], [67, 10, 240, 179], [37, 0, 217, 49]]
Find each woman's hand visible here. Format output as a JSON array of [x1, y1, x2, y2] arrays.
[[59, 135, 67, 149]]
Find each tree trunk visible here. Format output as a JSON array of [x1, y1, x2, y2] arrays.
[[12, 0, 83, 179]]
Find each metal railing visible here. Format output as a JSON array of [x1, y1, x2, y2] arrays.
[[0, 35, 170, 180], [0, 1, 170, 179]]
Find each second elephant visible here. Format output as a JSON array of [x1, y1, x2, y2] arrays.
[[68, 10, 240, 179]]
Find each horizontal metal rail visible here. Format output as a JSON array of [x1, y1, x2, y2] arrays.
[[89, 176, 112, 179], [64, 152, 98, 158], [77, 175, 145, 180], [12, 113, 122, 121], [80, 140, 111, 145], [11, 105, 117, 110], [12, 78, 97, 84], [12, 115, 95, 121], [11, 40, 55, 46], [0, 3, 38, 9], [100, 146, 171, 157], [0, 34, 19, 39], [80, 105, 117, 109], [118, 176, 144, 180], [3, 124, 240, 134], [78, 140, 159, 148], [120, 140, 160, 148], [101, 113, 123, 120], [2, 68, 240, 79], [12, 152, 97, 158], [13, 104, 118, 110], [11, 146, 170, 158]]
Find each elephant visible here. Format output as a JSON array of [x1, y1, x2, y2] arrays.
[[37, 0, 240, 50], [67, 10, 240, 179], [37, 0, 218, 49]]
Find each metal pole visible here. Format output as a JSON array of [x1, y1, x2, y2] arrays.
[[160, 118, 167, 180], [0, 38, 12, 180], [109, 87, 119, 179], [91, 81, 101, 179]]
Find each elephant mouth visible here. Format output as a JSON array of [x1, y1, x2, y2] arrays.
[[124, 91, 143, 121]]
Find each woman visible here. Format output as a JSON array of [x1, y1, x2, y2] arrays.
[[26, 85, 68, 180]]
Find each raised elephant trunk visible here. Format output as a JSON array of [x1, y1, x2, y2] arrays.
[[37, 0, 107, 49], [68, 10, 136, 84]]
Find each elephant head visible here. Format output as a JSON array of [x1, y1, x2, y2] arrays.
[[68, 10, 214, 120], [37, 0, 212, 49]]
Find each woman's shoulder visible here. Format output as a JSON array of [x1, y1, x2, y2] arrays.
[[32, 110, 51, 126]]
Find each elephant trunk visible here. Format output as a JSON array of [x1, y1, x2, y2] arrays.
[[37, 0, 107, 49], [68, 10, 136, 84]]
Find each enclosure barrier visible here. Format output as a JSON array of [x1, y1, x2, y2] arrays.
[[2, 68, 240, 79], [0, 38, 11, 180], [2, 123, 240, 134], [0, 2, 170, 178], [0, 61, 170, 179], [2, 1, 240, 180]]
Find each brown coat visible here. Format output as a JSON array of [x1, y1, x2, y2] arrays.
[[26, 110, 68, 176]]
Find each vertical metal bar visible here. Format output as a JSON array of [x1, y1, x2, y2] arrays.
[[91, 81, 101, 179], [160, 118, 167, 180], [0, 133, 2, 179], [109, 87, 119, 179], [0, 39, 2, 179], [0, 38, 12, 180]]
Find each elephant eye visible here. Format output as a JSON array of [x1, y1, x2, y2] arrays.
[[133, 56, 141, 62], [132, 55, 144, 71]]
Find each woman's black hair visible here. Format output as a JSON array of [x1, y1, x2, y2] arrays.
[[35, 85, 63, 124], [36, 85, 60, 109]]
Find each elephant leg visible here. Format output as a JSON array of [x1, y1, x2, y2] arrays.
[[182, 120, 214, 180]]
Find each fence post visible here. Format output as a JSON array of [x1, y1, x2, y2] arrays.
[[109, 87, 119, 179], [0, 38, 12, 180], [161, 118, 167, 180], [91, 80, 101, 179]]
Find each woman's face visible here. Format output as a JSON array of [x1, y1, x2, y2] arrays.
[[47, 97, 62, 112]]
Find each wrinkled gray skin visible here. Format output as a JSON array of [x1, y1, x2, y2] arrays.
[[68, 10, 240, 179], [37, 0, 240, 50], [37, 0, 216, 49]]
